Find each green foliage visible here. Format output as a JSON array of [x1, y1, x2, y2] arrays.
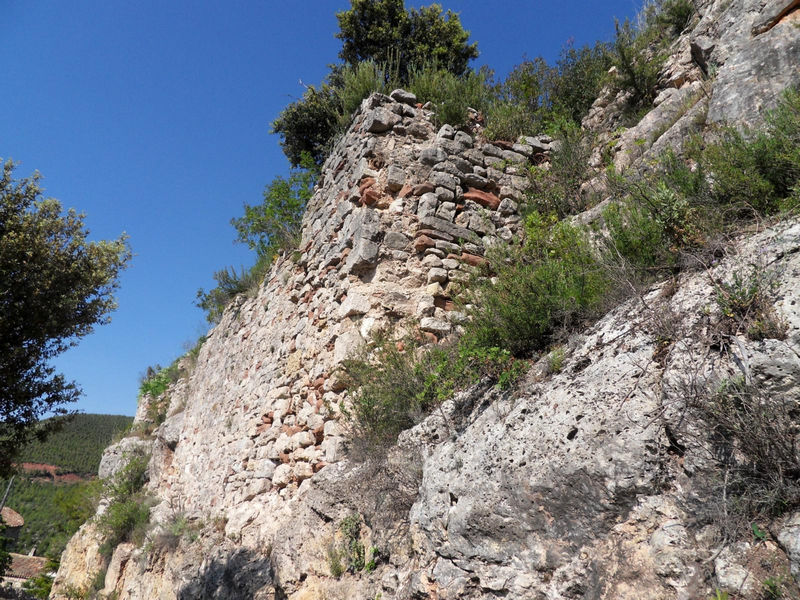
[[547, 346, 567, 374], [1, 475, 100, 558], [407, 64, 491, 127], [198, 154, 318, 324], [609, 0, 696, 110], [464, 212, 609, 357], [604, 153, 706, 278], [549, 41, 613, 125], [714, 266, 787, 341], [701, 88, 800, 214], [327, 546, 346, 578], [271, 83, 340, 168], [0, 525, 10, 579], [17, 414, 132, 475], [342, 332, 443, 452], [232, 153, 317, 261], [659, 0, 696, 35], [528, 120, 595, 216], [606, 87, 800, 286], [762, 576, 785, 599], [326, 514, 375, 577], [274, 0, 479, 166], [336, 60, 401, 127], [195, 256, 271, 324], [335, 0, 478, 83], [0, 160, 131, 479], [611, 19, 664, 109], [603, 197, 674, 274], [485, 42, 611, 140], [343, 327, 527, 454], [98, 453, 151, 557]]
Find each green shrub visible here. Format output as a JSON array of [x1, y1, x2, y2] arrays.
[[656, 0, 696, 36], [342, 331, 445, 452], [464, 212, 609, 357], [527, 120, 594, 216], [603, 197, 675, 275], [603, 149, 713, 282], [484, 57, 552, 141], [701, 88, 800, 215], [485, 99, 533, 143], [611, 19, 665, 109], [233, 153, 317, 261], [714, 266, 787, 340], [484, 41, 611, 140], [98, 453, 151, 557], [195, 255, 271, 324], [549, 41, 613, 125], [336, 60, 401, 126], [271, 83, 341, 168], [408, 64, 491, 127], [343, 327, 525, 454]]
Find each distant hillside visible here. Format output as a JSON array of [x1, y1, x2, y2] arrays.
[[1, 476, 99, 558], [18, 414, 132, 475]]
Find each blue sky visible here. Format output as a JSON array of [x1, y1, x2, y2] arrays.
[[1, 0, 640, 417]]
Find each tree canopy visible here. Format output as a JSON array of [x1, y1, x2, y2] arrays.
[[0, 160, 131, 479], [272, 0, 479, 167], [335, 0, 478, 82]]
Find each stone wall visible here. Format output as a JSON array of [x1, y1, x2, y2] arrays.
[[52, 89, 549, 599]]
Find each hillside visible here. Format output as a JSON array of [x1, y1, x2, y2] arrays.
[[51, 1, 800, 599], [17, 414, 133, 476], [1, 415, 130, 561]]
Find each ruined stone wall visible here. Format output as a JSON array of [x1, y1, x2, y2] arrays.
[[51, 89, 551, 598]]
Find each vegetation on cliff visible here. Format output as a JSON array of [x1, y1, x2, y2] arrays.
[[196, 0, 699, 325]]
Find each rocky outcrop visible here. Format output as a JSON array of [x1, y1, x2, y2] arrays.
[[52, 1, 800, 598], [586, 0, 800, 175]]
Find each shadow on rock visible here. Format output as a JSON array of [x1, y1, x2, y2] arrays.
[[177, 548, 278, 600]]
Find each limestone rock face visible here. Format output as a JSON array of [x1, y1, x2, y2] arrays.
[[52, 1, 800, 597]]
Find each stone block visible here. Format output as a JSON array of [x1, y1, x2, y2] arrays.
[[390, 88, 417, 105], [384, 231, 409, 250], [339, 291, 371, 317], [420, 146, 448, 165], [387, 164, 406, 191], [437, 124, 455, 139], [430, 170, 458, 191], [343, 238, 378, 274], [420, 317, 451, 337], [427, 268, 448, 284], [272, 464, 294, 488], [364, 107, 400, 133]]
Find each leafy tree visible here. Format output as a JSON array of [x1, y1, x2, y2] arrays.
[[273, 0, 479, 166], [335, 0, 478, 83], [0, 160, 131, 479], [270, 83, 340, 168], [197, 154, 318, 323], [232, 153, 318, 259], [550, 41, 612, 124]]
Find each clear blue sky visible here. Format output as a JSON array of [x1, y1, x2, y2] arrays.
[[1, 0, 640, 417]]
